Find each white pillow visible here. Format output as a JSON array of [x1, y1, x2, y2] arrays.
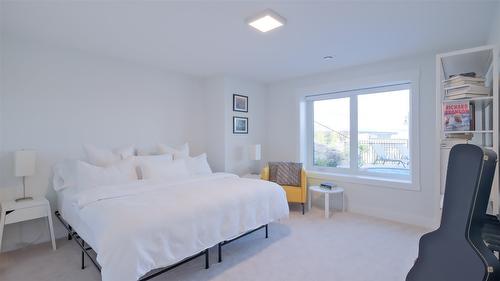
[[134, 154, 173, 179], [185, 153, 212, 176], [83, 144, 135, 166], [141, 158, 190, 181], [116, 146, 135, 159], [75, 159, 138, 192], [53, 159, 79, 191], [157, 143, 189, 159], [137, 148, 155, 156]]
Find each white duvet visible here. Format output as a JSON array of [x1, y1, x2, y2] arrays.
[[73, 173, 289, 281]]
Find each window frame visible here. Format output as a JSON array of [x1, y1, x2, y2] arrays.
[[302, 75, 420, 190]]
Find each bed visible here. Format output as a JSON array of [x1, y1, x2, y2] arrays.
[[55, 172, 289, 281]]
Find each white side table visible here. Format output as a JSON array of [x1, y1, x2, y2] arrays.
[[0, 197, 56, 252], [308, 186, 345, 218]]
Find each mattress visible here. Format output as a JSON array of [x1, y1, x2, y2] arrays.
[[57, 187, 98, 251]]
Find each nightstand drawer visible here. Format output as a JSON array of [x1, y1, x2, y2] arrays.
[[5, 205, 48, 224]]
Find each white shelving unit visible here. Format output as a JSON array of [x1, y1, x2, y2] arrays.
[[436, 45, 499, 214]]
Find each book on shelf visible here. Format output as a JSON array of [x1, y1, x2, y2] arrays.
[[441, 137, 469, 148], [445, 80, 485, 88], [443, 101, 475, 132], [445, 133, 473, 139], [445, 84, 491, 97], [444, 132, 474, 139], [448, 72, 477, 78], [443, 75, 485, 88]]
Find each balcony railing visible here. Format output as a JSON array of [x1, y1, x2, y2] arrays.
[[314, 138, 409, 169], [314, 121, 409, 169], [359, 139, 409, 168]]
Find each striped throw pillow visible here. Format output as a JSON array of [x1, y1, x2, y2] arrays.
[[268, 162, 302, 187]]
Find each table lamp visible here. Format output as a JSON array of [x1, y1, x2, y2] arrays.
[[249, 144, 261, 174], [249, 144, 261, 161], [14, 150, 36, 202]]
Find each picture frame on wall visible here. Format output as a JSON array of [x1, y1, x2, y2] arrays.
[[233, 116, 248, 134], [233, 94, 248, 112]]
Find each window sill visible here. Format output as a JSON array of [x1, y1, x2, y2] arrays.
[[306, 170, 420, 191]]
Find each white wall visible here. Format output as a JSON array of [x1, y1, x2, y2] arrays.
[[0, 2, 3, 176], [0, 37, 206, 251], [223, 77, 267, 175], [204, 77, 227, 172], [267, 53, 438, 228], [487, 2, 500, 45], [203, 76, 267, 175]]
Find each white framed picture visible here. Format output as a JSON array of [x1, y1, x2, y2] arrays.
[[233, 94, 248, 112], [233, 116, 248, 134]]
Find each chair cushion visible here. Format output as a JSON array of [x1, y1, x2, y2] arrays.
[[269, 162, 302, 187], [282, 185, 304, 203]]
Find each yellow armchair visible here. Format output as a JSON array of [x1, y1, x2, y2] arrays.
[[261, 165, 307, 214]]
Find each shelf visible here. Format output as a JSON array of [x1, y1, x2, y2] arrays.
[[440, 142, 495, 150], [443, 96, 493, 103], [442, 96, 493, 103], [444, 130, 493, 134], [437, 44, 499, 214], [439, 46, 494, 79]]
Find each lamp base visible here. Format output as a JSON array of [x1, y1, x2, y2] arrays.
[[15, 196, 33, 202]]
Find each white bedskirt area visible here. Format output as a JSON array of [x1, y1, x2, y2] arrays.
[[59, 173, 289, 281]]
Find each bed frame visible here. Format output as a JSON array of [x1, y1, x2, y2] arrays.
[[55, 211, 269, 280], [217, 224, 268, 262]]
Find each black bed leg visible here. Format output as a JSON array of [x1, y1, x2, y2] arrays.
[[302, 203, 305, 215], [205, 249, 209, 269], [265, 224, 268, 238], [68, 225, 72, 240], [81, 251, 85, 269], [218, 243, 222, 263], [81, 241, 85, 269]]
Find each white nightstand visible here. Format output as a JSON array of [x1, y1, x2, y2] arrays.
[[0, 197, 56, 252]]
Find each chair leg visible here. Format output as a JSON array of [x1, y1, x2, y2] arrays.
[[302, 203, 305, 215]]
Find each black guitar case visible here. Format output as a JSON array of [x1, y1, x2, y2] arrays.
[[406, 144, 500, 281]]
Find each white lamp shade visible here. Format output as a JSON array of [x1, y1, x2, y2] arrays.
[[249, 144, 261, 161], [14, 150, 36, 177]]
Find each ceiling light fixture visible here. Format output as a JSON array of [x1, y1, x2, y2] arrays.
[[247, 9, 286, 33]]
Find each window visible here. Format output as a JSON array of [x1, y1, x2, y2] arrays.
[[307, 83, 414, 184], [313, 97, 350, 168]]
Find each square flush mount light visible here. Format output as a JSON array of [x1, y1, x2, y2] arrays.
[[247, 9, 286, 33]]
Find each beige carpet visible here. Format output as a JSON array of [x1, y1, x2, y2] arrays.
[[0, 207, 426, 281]]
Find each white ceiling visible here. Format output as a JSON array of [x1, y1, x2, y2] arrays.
[[1, 1, 498, 83]]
